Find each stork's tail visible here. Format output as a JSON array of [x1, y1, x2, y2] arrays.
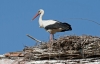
[[63, 23, 72, 31]]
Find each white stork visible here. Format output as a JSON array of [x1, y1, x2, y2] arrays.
[[32, 9, 72, 41]]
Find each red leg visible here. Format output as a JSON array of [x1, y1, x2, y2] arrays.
[[49, 34, 54, 49], [50, 34, 54, 41]]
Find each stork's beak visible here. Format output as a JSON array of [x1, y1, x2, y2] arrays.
[[31, 13, 39, 21]]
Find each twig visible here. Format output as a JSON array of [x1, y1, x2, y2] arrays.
[[26, 34, 42, 43]]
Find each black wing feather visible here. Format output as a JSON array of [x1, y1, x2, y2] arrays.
[[45, 21, 72, 31]]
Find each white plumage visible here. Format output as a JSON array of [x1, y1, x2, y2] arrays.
[[42, 20, 57, 28], [32, 9, 72, 41]]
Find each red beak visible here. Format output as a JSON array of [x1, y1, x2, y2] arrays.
[[32, 13, 39, 21]]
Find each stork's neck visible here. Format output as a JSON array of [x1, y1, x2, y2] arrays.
[[39, 12, 44, 27], [39, 13, 43, 22]]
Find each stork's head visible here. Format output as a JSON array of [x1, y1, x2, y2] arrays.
[[38, 9, 44, 14], [32, 9, 44, 20]]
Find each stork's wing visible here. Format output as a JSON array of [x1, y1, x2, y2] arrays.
[[45, 22, 72, 31]]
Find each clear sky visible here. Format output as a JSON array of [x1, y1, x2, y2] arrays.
[[0, 0, 100, 54]]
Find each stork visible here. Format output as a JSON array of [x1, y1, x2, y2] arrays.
[[32, 9, 72, 41]]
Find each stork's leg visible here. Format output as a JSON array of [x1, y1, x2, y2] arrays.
[[49, 34, 54, 50], [50, 34, 54, 41]]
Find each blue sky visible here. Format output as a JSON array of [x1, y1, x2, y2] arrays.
[[0, 0, 100, 54]]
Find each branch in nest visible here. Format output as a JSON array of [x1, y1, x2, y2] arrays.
[[26, 34, 43, 43]]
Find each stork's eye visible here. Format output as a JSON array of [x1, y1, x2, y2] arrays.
[[38, 11, 41, 14], [38, 11, 40, 13]]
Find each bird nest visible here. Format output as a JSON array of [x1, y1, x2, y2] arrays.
[[25, 35, 100, 60]]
